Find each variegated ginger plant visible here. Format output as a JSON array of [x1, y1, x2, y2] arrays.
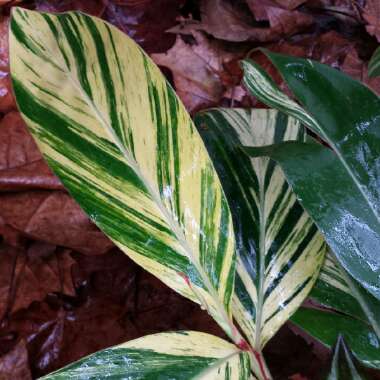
[[8, 8, 328, 380]]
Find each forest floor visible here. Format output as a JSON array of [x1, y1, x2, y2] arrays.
[[0, 1, 379, 379]]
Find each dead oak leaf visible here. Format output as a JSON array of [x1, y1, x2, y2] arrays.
[[0, 243, 75, 321], [171, 0, 313, 42], [0, 191, 114, 255], [152, 33, 243, 112], [0, 112, 63, 191]]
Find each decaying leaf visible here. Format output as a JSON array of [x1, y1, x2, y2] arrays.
[[342, 46, 380, 95], [363, 0, 380, 42], [0, 17, 15, 113], [152, 32, 245, 112], [0, 243, 75, 320], [0, 112, 62, 191], [0, 191, 113, 255], [104, 0, 185, 53], [171, 0, 313, 43]]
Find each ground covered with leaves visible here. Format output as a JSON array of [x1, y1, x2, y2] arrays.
[[0, 1, 379, 379]]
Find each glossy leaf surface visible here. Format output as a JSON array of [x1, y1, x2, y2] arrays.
[[242, 54, 380, 301], [40, 331, 251, 379], [369, 46, 380, 78], [292, 309, 380, 370], [9, 8, 237, 337], [195, 109, 325, 350], [310, 252, 380, 339], [328, 336, 371, 379]]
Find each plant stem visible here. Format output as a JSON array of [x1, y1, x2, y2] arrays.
[[237, 340, 272, 380]]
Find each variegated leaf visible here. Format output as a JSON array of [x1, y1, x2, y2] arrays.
[[242, 53, 380, 302], [311, 252, 380, 335], [40, 331, 252, 379], [195, 109, 326, 350], [9, 8, 237, 338], [291, 252, 380, 369]]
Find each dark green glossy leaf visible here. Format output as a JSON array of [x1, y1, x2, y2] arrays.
[[242, 53, 380, 301], [244, 141, 380, 302], [328, 336, 371, 379], [291, 309, 380, 369], [310, 252, 380, 337]]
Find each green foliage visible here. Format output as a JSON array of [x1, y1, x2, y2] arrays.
[[9, 6, 380, 380]]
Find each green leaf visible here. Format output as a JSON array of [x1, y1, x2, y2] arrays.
[[328, 336, 371, 379], [310, 252, 380, 338], [39, 331, 252, 379], [368, 47, 380, 78], [242, 53, 380, 301], [293, 252, 380, 370], [9, 8, 238, 339], [291, 309, 380, 370], [194, 109, 326, 351]]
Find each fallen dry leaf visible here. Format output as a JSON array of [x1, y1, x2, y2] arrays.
[[0, 17, 15, 114], [152, 32, 245, 112], [1, 248, 225, 377], [247, 0, 314, 38], [0, 243, 75, 322], [104, 0, 185, 54], [0, 216, 25, 248], [342, 46, 380, 94], [363, 0, 380, 42], [0, 340, 32, 380], [0, 191, 114, 255], [36, 0, 109, 16], [171, 0, 313, 42], [247, 0, 307, 18], [0, 112, 63, 191]]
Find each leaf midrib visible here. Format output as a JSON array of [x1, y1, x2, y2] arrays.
[[254, 157, 267, 350], [192, 350, 241, 380], [44, 33, 237, 340]]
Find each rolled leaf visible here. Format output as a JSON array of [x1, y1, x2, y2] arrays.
[[369, 46, 380, 78], [328, 336, 371, 379], [40, 331, 252, 379], [195, 109, 326, 350], [242, 54, 380, 301], [9, 8, 237, 337]]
